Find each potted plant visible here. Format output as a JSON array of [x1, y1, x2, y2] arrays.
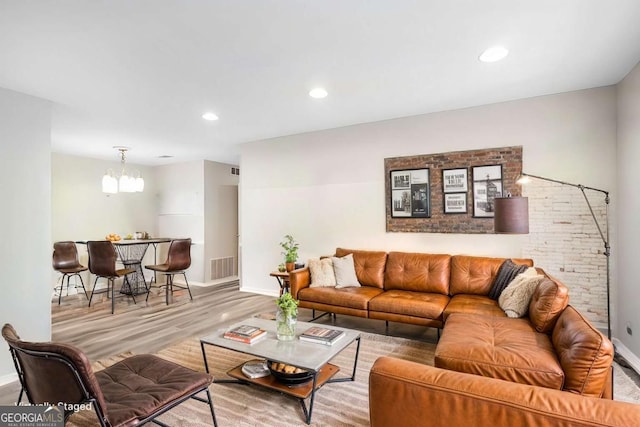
[[280, 234, 299, 272], [275, 292, 298, 341]]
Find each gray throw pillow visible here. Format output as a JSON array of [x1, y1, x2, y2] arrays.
[[332, 254, 361, 288]]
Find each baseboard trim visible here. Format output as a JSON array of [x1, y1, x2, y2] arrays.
[[239, 285, 278, 297], [613, 338, 640, 374]]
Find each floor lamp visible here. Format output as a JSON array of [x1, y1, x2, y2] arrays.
[[493, 173, 611, 340]]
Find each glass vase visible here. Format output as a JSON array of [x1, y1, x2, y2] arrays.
[[276, 308, 297, 341]]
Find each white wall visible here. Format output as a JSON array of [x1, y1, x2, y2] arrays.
[[239, 87, 618, 311], [0, 87, 52, 382], [616, 61, 640, 359], [52, 153, 158, 286], [204, 161, 239, 280], [154, 161, 206, 282]]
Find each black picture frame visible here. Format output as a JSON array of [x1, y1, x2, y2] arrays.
[[472, 165, 503, 218], [442, 168, 468, 193], [390, 168, 430, 218], [444, 193, 467, 214]]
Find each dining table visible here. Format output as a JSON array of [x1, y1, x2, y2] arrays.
[[77, 238, 172, 295]]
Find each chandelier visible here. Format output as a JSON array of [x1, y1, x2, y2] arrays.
[[102, 147, 144, 193]]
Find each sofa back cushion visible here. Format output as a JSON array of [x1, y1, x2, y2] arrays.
[[335, 248, 388, 289], [384, 252, 450, 294], [449, 256, 533, 296], [529, 274, 569, 333], [552, 305, 614, 397]]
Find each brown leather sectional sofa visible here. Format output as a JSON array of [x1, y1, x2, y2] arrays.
[[369, 357, 640, 427], [289, 248, 633, 423]]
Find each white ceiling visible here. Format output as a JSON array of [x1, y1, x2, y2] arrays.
[[1, 1, 640, 165]]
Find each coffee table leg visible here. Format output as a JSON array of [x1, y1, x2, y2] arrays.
[[299, 373, 319, 424], [200, 341, 211, 373], [327, 336, 361, 384]]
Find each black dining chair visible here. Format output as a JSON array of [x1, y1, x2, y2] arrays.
[[86, 240, 136, 314], [145, 238, 193, 304], [52, 241, 89, 304]]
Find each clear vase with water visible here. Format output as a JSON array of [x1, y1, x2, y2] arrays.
[[276, 308, 297, 341]]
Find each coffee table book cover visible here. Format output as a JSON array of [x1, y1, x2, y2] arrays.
[[224, 325, 267, 344], [300, 326, 345, 345]]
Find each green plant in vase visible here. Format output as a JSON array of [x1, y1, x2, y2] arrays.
[[275, 292, 299, 341], [280, 234, 299, 272]]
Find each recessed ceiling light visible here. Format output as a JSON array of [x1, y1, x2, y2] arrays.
[[202, 112, 219, 121], [309, 88, 328, 99], [479, 46, 509, 63]]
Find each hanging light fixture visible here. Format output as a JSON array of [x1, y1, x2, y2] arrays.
[[102, 147, 144, 193]]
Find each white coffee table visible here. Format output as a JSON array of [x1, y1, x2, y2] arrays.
[[200, 317, 361, 424]]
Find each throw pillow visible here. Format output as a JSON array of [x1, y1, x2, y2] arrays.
[[498, 267, 544, 318], [489, 259, 529, 300], [308, 258, 336, 288], [332, 253, 361, 289]]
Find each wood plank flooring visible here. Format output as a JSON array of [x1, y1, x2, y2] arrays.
[[0, 281, 434, 404], [3, 281, 637, 404]]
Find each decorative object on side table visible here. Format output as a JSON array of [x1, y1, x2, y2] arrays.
[[275, 292, 298, 341], [280, 234, 299, 272], [278, 263, 286, 272]]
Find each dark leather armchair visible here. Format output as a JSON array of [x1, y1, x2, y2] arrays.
[[145, 238, 193, 304], [53, 241, 88, 304], [2, 323, 217, 427]]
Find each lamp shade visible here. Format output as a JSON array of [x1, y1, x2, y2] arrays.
[[494, 197, 529, 234]]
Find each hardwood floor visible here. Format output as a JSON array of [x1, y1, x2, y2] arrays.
[[0, 281, 436, 405], [5, 281, 635, 405]]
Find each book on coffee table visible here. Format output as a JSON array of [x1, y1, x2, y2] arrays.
[[224, 325, 267, 344], [299, 326, 345, 346], [241, 360, 270, 378]]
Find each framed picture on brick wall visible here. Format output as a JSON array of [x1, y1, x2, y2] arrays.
[[472, 165, 503, 218], [390, 168, 430, 218], [444, 193, 467, 214], [442, 168, 468, 193]]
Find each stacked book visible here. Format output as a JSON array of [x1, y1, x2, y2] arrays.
[[299, 326, 345, 346], [223, 325, 267, 344]]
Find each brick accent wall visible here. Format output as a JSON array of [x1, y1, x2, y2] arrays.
[[385, 146, 523, 233], [522, 179, 609, 328]]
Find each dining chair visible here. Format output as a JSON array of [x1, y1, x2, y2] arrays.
[[2, 323, 218, 427], [52, 241, 89, 305], [86, 240, 137, 314], [145, 238, 194, 304]]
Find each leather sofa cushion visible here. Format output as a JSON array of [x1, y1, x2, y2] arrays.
[[552, 305, 613, 397], [529, 275, 569, 333], [335, 248, 387, 289], [297, 286, 383, 310], [443, 294, 506, 321], [449, 256, 533, 296], [369, 290, 449, 319], [384, 252, 450, 294], [435, 313, 564, 390]]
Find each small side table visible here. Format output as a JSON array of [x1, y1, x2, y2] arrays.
[[270, 271, 290, 295]]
